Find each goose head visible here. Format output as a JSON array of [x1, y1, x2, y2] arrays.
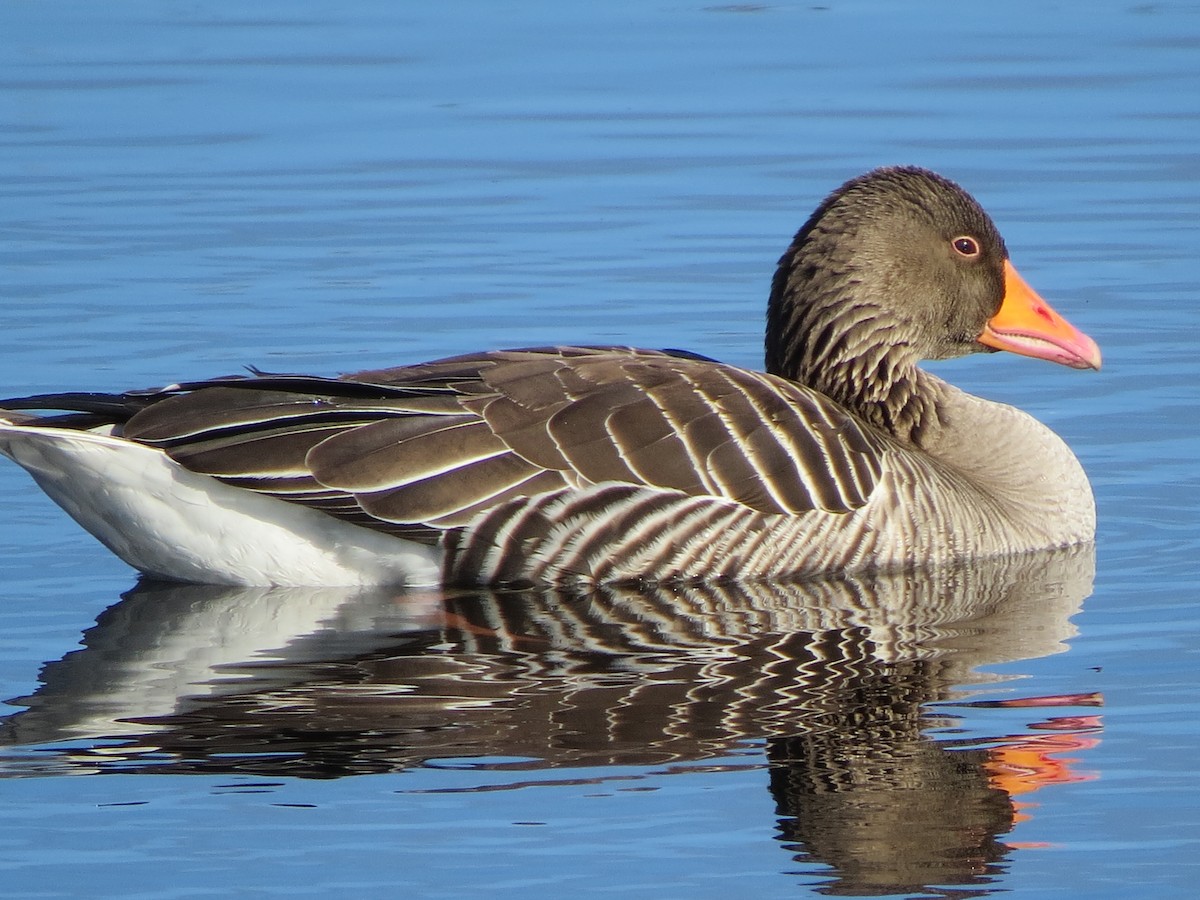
[[766, 166, 1100, 438]]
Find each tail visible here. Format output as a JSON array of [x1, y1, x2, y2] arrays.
[[0, 390, 155, 431], [1, 372, 422, 432]]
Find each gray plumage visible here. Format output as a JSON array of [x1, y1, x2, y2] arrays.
[[1, 167, 1098, 586]]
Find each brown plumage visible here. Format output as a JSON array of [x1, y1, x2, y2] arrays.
[[0, 167, 1100, 587]]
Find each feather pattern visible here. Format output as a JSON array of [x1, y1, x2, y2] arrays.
[[0, 166, 1099, 587], [109, 347, 889, 572]]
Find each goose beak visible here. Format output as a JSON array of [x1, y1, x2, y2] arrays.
[[978, 260, 1102, 370]]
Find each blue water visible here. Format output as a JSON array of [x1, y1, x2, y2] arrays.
[[2, 1, 1199, 897]]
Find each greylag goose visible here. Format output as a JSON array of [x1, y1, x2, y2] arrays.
[[0, 166, 1100, 587]]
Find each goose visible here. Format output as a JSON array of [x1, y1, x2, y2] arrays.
[[0, 166, 1101, 588]]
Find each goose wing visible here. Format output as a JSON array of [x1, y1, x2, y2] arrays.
[[115, 347, 886, 540]]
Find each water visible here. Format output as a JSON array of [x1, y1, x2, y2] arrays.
[[1, 1, 1198, 897]]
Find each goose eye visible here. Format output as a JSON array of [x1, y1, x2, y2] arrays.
[[952, 236, 980, 258]]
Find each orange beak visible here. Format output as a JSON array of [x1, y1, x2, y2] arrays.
[[978, 260, 1102, 370]]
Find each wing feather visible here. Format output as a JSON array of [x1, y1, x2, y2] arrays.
[[107, 347, 884, 544], [357, 455, 563, 525], [307, 416, 506, 492]]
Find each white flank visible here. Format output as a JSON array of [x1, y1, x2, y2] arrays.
[[0, 421, 441, 586]]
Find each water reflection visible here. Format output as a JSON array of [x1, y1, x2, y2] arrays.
[[1, 548, 1099, 896]]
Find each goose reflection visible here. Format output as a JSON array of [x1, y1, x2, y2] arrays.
[[1, 546, 1098, 896]]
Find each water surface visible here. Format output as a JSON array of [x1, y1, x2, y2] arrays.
[[1, 2, 1198, 897]]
